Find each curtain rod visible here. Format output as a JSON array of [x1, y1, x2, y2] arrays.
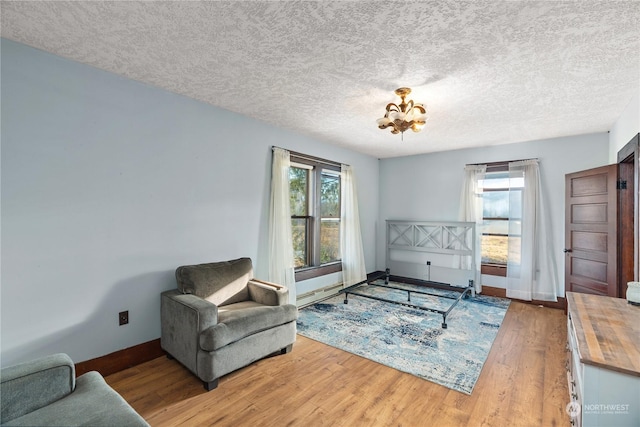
[[468, 158, 539, 168], [271, 146, 347, 168]]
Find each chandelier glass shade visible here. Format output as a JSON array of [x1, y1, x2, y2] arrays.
[[377, 87, 427, 136]]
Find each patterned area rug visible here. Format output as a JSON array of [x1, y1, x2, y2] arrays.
[[297, 280, 510, 394]]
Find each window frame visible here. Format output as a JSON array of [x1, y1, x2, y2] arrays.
[[290, 153, 342, 281], [480, 163, 510, 277]]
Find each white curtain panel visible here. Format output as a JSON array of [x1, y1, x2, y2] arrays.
[[458, 164, 486, 293], [506, 160, 559, 301], [340, 164, 367, 287], [268, 147, 296, 304]]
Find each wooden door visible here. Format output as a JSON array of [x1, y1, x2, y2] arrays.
[[565, 164, 618, 297]]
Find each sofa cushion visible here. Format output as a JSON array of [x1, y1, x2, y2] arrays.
[[3, 371, 148, 426], [1, 354, 74, 423], [175, 258, 253, 306], [199, 303, 298, 351]]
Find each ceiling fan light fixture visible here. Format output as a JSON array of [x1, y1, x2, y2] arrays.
[[377, 87, 427, 138]]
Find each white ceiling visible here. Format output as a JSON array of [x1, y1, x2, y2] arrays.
[[2, 1, 639, 158]]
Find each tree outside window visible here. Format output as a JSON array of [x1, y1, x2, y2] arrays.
[[320, 170, 340, 264], [289, 157, 341, 272], [289, 165, 310, 268]]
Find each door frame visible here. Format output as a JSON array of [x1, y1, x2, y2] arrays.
[[617, 133, 640, 293]]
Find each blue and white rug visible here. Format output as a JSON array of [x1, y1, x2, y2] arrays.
[[296, 280, 510, 394]]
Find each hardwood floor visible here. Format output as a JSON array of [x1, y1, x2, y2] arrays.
[[106, 302, 569, 426]]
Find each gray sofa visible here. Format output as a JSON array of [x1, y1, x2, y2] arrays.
[[161, 257, 297, 390], [0, 353, 148, 426]]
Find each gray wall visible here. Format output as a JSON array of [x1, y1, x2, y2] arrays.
[[378, 133, 610, 294], [0, 39, 379, 366]]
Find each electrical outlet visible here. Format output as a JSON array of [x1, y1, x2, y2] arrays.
[[119, 310, 129, 326]]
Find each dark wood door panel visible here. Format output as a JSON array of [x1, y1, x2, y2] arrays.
[[570, 172, 609, 197], [571, 203, 609, 224], [568, 280, 609, 296], [570, 250, 609, 264], [571, 231, 608, 253], [571, 257, 608, 283]]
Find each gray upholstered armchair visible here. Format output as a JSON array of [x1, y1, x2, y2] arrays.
[[161, 257, 298, 391]]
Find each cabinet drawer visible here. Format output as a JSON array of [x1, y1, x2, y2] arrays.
[[567, 314, 583, 392], [566, 370, 582, 427], [567, 314, 583, 427]]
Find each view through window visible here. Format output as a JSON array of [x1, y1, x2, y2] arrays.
[[480, 168, 523, 272], [289, 156, 341, 271]]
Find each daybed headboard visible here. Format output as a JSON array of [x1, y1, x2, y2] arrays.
[[386, 220, 478, 289]]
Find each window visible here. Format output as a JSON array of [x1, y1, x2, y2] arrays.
[[289, 154, 342, 280], [479, 165, 523, 276]]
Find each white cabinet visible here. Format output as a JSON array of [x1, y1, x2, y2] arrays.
[[566, 293, 640, 427]]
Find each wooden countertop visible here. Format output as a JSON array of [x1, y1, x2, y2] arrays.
[[567, 292, 640, 377]]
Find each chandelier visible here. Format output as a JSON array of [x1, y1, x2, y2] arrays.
[[376, 87, 427, 138]]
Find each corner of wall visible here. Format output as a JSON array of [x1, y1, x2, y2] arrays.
[[609, 91, 640, 163]]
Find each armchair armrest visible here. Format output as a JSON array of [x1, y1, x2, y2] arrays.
[[249, 278, 284, 289], [161, 290, 219, 330], [161, 290, 219, 375], [247, 279, 290, 306], [1, 353, 75, 423]]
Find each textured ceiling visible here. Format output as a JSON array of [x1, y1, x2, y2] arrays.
[[1, 1, 639, 158]]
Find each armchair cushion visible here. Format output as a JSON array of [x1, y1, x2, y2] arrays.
[[175, 257, 253, 306], [199, 303, 298, 351]]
